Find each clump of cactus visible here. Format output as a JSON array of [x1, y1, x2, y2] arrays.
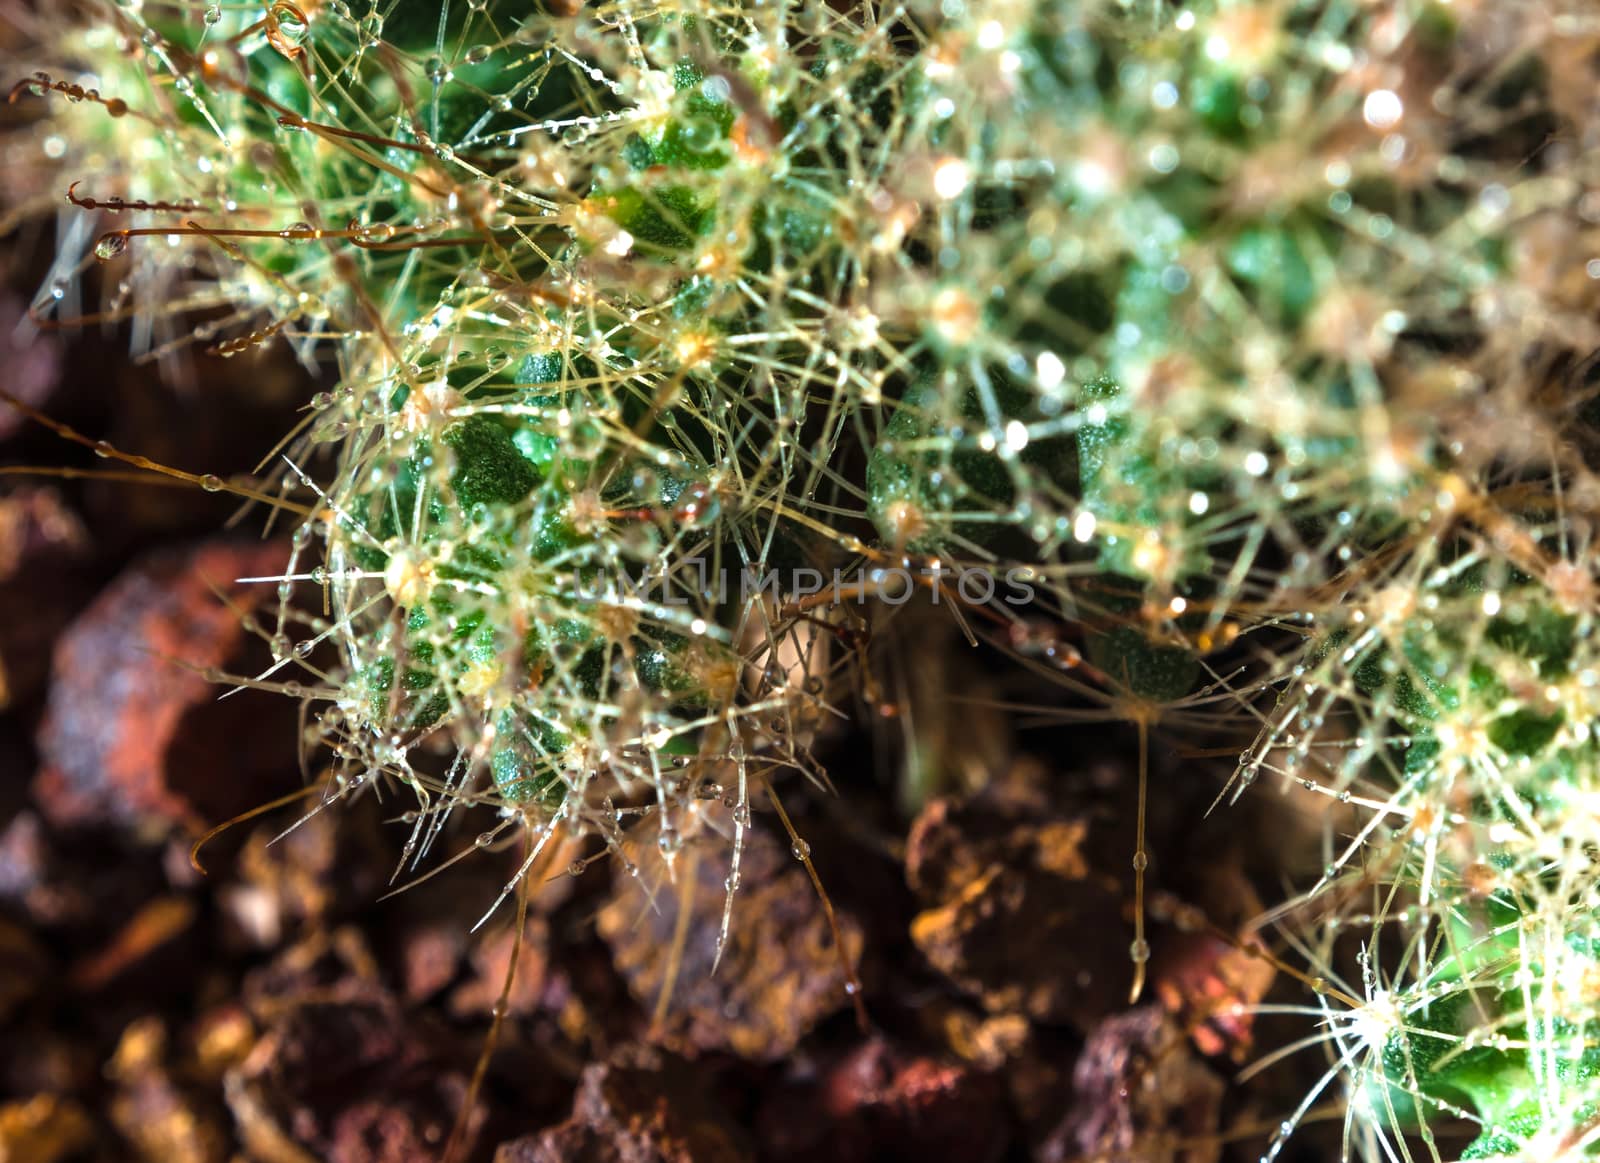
[[7, 0, 1600, 1157]]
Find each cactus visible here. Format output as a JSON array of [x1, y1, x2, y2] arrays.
[[10, 0, 907, 941], [8, 0, 1600, 1158]]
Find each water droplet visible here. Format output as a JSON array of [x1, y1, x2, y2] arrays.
[[679, 118, 719, 153], [93, 234, 128, 261], [203, 4, 221, 24], [671, 481, 721, 528], [92, 440, 114, 458], [199, 473, 224, 492], [270, 2, 309, 46], [790, 839, 811, 861]]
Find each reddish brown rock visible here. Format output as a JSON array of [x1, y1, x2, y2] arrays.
[[384, 872, 492, 1008], [33, 539, 298, 832], [68, 894, 196, 992], [1152, 927, 1276, 1062], [190, 1003, 258, 1084], [227, 972, 474, 1163], [759, 1037, 1006, 1163], [107, 1017, 231, 1163], [399, 921, 468, 1006], [1041, 1006, 1223, 1163], [0, 1093, 93, 1163], [597, 808, 863, 1061], [1147, 871, 1276, 1062], [0, 485, 85, 577], [218, 806, 390, 953], [921, 1003, 1031, 1072], [240, 926, 385, 1012], [383, 840, 573, 1012], [494, 1045, 748, 1163], [905, 795, 1126, 1030], [450, 915, 549, 1019], [0, 810, 82, 925]]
